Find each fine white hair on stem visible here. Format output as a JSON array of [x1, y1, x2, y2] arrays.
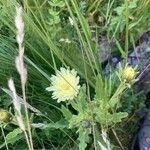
[[15, 6, 27, 85], [8, 79, 25, 132], [14, 6, 34, 150], [8, 79, 21, 113], [15, 6, 24, 46], [16, 116, 25, 131], [15, 55, 27, 85]]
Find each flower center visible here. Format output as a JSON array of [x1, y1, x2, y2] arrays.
[[60, 80, 73, 91]]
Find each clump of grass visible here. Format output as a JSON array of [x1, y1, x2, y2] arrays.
[[8, 6, 33, 150]]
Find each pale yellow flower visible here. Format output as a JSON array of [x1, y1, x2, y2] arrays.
[[46, 67, 80, 103]]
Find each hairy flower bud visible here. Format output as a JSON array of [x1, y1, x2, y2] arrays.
[[0, 110, 12, 123], [122, 66, 135, 82], [81, 119, 90, 128]]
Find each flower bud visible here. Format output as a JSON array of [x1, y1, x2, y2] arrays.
[[122, 66, 135, 82], [81, 119, 90, 128], [0, 110, 12, 123]]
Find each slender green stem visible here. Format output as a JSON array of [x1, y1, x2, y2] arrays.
[[89, 99, 97, 150], [109, 82, 126, 108], [65, 0, 97, 77], [92, 121, 97, 150], [22, 83, 34, 150], [1, 126, 9, 150], [24, 129, 32, 150], [112, 129, 125, 150], [125, 0, 129, 61], [101, 128, 111, 150]]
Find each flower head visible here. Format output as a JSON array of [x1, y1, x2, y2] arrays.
[[15, 6, 24, 46], [122, 66, 136, 82], [0, 110, 12, 123], [46, 67, 80, 103]]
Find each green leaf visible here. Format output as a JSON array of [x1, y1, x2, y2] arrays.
[[69, 115, 82, 128], [49, 16, 60, 25], [48, 9, 60, 16], [128, 0, 138, 9], [111, 112, 128, 123], [95, 110, 128, 126], [32, 119, 68, 129], [5, 128, 22, 142], [114, 6, 124, 15], [95, 74, 104, 101], [0, 128, 23, 149], [78, 129, 90, 150], [48, 0, 65, 7], [77, 85, 87, 113], [61, 105, 72, 120]]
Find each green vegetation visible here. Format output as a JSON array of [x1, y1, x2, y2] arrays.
[[0, 0, 150, 149]]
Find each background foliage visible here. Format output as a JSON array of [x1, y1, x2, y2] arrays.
[[0, 0, 149, 149]]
